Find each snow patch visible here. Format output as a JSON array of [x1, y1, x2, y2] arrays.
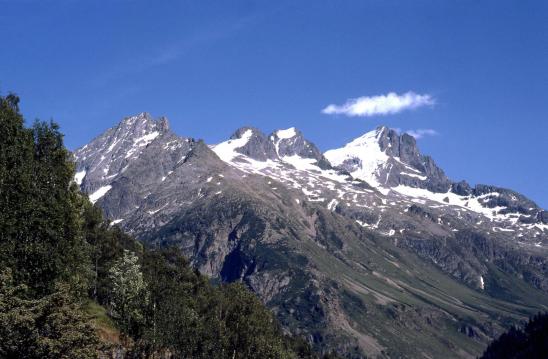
[[89, 185, 112, 203], [392, 185, 506, 219], [356, 220, 369, 227], [327, 199, 339, 211], [324, 128, 389, 189], [282, 155, 318, 171], [147, 203, 168, 215], [276, 127, 297, 139], [400, 172, 427, 180], [135, 131, 160, 146], [74, 170, 86, 185], [212, 129, 253, 162], [493, 227, 515, 232]]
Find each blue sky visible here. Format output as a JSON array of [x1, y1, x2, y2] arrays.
[[1, 0, 547, 207]]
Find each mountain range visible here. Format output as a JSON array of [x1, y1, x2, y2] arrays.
[[74, 112, 548, 358]]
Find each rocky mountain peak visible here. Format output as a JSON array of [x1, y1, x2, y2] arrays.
[[270, 127, 302, 157], [220, 126, 328, 167], [325, 125, 451, 192], [157, 116, 170, 131], [360, 126, 420, 161], [269, 127, 328, 166], [74, 113, 171, 166], [117, 112, 170, 136], [229, 126, 257, 140], [229, 126, 278, 161], [73, 113, 191, 203], [376, 126, 401, 153]]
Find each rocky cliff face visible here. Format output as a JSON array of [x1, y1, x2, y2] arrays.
[[74, 114, 548, 359]]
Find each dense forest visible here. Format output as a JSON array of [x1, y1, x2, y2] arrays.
[[0, 93, 338, 358]]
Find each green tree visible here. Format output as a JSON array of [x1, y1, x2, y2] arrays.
[[0, 94, 91, 297], [108, 249, 148, 336], [0, 94, 98, 357], [0, 269, 98, 358], [81, 201, 142, 304], [207, 283, 292, 359]]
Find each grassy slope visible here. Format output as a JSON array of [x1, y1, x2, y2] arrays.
[[83, 301, 122, 347], [295, 219, 548, 358]]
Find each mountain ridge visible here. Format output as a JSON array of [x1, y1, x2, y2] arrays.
[[73, 112, 548, 358]]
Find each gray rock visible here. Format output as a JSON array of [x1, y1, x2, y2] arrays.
[[231, 127, 278, 161]]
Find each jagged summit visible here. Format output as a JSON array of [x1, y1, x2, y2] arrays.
[[76, 112, 171, 163], [324, 125, 451, 192], [73, 115, 548, 256], [73, 113, 191, 204], [75, 116, 546, 230], [116, 112, 170, 134], [216, 126, 329, 167], [345, 125, 393, 147], [273, 127, 297, 139], [270, 127, 327, 166], [227, 127, 278, 161]]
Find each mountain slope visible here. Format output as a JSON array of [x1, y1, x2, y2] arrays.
[[74, 114, 548, 358]]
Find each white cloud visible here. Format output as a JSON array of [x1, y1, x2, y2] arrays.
[[322, 91, 434, 117], [405, 129, 438, 139]]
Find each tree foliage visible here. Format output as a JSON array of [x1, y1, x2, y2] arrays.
[[0, 94, 91, 297], [108, 250, 148, 336], [0, 93, 98, 356], [0, 269, 98, 358]]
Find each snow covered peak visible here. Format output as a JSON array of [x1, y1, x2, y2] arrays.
[[275, 127, 297, 139], [324, 128, 390, 189], [213, 129, 254, 162], [229, 127, 256, 140], [223, 127, 279, 161], [344, 126, 386, 148], [237, 128, 254, 140], [324, 125, 450, 193], [213, 126, 330, 173]]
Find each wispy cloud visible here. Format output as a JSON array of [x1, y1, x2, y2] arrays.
[[405, 129, 438, 139], [91, 14, 256, 87], [322, 91, 435, 117]]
